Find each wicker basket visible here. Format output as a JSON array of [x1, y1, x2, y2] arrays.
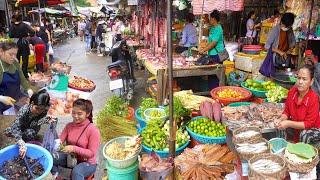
[[248, 153, 287, 180], [284, 146, 319, 174], [236, 138, 269, 161], [232, 126, 262, 144]]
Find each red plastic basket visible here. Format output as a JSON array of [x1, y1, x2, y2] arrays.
[[210, 86, 252, 106]]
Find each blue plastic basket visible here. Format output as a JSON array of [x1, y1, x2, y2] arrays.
[[186, 116, 227, 144], [0, 144, 53, 180], [142, 141, 189, 158], [135, 108, 146, 129], [241, 80, 267, 98]]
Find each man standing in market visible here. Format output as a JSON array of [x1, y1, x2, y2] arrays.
[[9, 14, 34, 78]]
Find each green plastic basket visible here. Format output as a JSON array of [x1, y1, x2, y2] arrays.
[[228, 102, 251, 107], [241, 81, 267, 98], [269, 138, 288, 155]]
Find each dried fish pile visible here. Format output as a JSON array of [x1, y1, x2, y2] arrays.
[[0, 156, 44, 180], [105, 136, 141, 160], [251, 159, 282, 173], [222, 103, 284, 130], [236, 142, 268, 153], [175, 144, 235, 179], [234, 130, 260, 139]]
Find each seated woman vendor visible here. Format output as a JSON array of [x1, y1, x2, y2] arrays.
[[52, 99, 100, 180], [275, 65, 320, 144], [4, 89, 55, 157], [0, 41, 36, 114]]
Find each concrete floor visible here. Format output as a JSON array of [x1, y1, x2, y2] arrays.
[[53, 37, 148, 179]]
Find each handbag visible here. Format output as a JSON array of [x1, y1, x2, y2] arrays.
[[274, 54, 291, 68], [195, 55, 214, 65], [66, 123, 91, 168], [214, 41, 229, 62], [259, 44, 275, 77]]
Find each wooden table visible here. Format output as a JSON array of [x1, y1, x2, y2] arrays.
[[142, 59, 226, 103]]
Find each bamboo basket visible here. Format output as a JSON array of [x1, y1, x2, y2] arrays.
[[248, 153, 287, 180], [232, 126, 262, 144], [284, 146, 319, 174], [236, 138, 270, 161]]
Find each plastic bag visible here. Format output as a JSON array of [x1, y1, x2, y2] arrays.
[[259, 45, 275, 77], [42, 123, 58, 153], [3, 106, 16, 115], [48, 44, 54, 55]]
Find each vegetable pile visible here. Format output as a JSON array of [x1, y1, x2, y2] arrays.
[[174, 90, 212, 110], [266, 86, 288, 103], [0, 156, 44, 180], [217, 88, 244, 99], [144, 108, 166, 121], [105, 96, 129, 117], [188, 117, 226, 137], [165, 97, 190, 123], [175, 144, 235, 179], [105, 136, 141, 160], [97, 98, 137, 142], [139, 98, 159, 118], [243, 79, 277, 91], [141, 119, 190, 151]]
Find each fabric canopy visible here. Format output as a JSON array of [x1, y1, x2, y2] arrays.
[[192, 0, 244, 15], [18, 0, 66, 6], [28, 7, 70, 15]]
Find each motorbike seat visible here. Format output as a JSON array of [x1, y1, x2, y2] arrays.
[[108, 60, 126, 69]]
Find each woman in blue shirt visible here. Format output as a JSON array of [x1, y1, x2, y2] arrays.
[[199, 10, 225, 63], [176, 14, 197, 53]]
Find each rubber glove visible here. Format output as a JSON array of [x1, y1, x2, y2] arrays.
[[27, 89, 33, 98], [0, 96, 16, 106]]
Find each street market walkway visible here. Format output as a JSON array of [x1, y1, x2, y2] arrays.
[[53, 36, 147, 178]]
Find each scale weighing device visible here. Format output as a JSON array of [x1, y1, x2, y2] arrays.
[[48, 73, 69, 91]]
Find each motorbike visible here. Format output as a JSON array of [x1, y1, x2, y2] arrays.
[[107, 35, 135, 101]]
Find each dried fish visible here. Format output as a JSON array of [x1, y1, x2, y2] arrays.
[[251, 159, 282, 173], [235, 130, 260, 138]]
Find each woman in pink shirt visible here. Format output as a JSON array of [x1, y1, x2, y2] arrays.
[[52, 99, 100, 180]]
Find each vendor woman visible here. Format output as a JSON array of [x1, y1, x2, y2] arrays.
[[276, 65, 320, 144], [175, 13, 197, 53], [264, 13, 296, 69], [4, 89, 54, 158], [0, 41, 36, 114]]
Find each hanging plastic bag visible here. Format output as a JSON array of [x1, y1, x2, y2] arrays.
[[42, 122, 59, 154], [48, 44, 54, 55], [259, 44, 275, 77]]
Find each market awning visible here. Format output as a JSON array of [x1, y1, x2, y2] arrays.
[[191, 0, 244, 15], [28, 7, 70, 15], [17, 0, 66, 6]]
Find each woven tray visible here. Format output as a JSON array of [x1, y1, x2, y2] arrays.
[[248, 153, 287, 180], [284, 146, 319, 174], [236, 138, 269, 161], [232, 126, 262, 144]]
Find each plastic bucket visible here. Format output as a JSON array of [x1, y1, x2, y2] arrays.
[[106, 160, 138, 180], [0, 144, 53, 180]]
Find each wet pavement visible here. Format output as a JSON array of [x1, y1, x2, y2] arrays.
[[53, 37, 148, 179]]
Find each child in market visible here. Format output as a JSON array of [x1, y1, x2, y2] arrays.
[[28, 31, 46, 72]]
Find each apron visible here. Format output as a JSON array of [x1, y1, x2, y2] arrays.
[[0, 61, 22, 114]]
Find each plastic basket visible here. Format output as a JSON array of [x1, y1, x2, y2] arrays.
[[144, 108, 167, 122], [142, 140, 189, 158], [228, 102, 251, 107], [0, 144, 53, 180], [103, 136, 141, 169], [241, 81, 267, 98], [186, 116, 227, 144], [210, 86, 252, 106], [106, 160, 138, 180], [269, 138, 288, 155], [135, 108, 146, 129]]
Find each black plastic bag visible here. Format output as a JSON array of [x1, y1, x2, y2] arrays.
[[195, 55, 213, 65]]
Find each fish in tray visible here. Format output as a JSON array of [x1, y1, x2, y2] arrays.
[[251, 159, 282, 173], [236, 142, 268, 153]]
